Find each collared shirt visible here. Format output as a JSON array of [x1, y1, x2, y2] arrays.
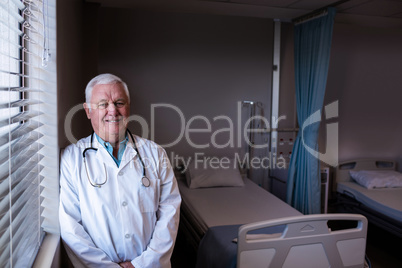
[[95, 133, 128, 167], [59, 134, 181, 268]]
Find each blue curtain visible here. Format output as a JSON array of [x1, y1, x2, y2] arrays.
[[286, 8, 336, 214]]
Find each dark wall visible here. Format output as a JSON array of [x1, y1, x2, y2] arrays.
[[278, 21, 402, 172], [326, 23, 402, 170], [96, 9, 274, 160]]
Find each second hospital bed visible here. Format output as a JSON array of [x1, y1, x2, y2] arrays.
[[335, 159, 402, 237], [176, 158, 368, 268]]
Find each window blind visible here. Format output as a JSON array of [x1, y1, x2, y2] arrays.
[[0, 0, 58, 267]]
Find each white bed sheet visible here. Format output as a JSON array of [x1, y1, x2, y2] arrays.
[[178, 177, 302, 233], [337, 181, 402, 223]]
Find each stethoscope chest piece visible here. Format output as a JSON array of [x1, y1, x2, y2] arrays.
[[141, 176, 151, 187]]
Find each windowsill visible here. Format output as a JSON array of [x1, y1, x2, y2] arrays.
[[33, 233, 60, 268]]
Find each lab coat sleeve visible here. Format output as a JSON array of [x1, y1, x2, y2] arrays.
[[131, 148, 181, 268], [59, 146, 120, 268]]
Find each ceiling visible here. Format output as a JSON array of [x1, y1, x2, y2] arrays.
[[87, 0, 402, 21]]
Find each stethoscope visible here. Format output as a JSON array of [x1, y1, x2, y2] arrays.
[[82, 129, 151, 188]]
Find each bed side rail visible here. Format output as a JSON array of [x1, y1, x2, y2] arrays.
[[237, 214, 367, 268]]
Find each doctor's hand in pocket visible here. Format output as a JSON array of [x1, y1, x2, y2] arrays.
[[119, 261, 135, 268]]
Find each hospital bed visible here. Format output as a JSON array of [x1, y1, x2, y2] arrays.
[[335, 159, 402, 237], [176, 158, 368, 268]]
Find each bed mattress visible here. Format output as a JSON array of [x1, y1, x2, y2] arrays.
[[337, 181, 402, 223], [178, 177, 302, 235]]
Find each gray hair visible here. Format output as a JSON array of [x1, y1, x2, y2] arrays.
[[85, 73, 130, 104]]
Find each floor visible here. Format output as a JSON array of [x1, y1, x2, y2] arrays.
[[365, 224, 402, 268], [171, 221, 402, 268], [171, 228, 197, 268]]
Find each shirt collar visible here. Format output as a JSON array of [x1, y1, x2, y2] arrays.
[[94, 133, 128, 166], [95, 133, 128, 147]]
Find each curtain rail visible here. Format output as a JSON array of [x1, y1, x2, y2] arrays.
[[293, 0, 348, 25]]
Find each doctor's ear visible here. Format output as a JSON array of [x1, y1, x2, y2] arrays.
[[83, 103, 91, 119]]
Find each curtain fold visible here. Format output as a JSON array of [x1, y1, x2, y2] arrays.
[[286, 8, 336, 214]]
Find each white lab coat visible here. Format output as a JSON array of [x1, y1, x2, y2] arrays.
[[59, 134, 181, 268]]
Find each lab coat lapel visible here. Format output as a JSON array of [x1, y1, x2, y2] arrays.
[[119, 142, 137, 170]]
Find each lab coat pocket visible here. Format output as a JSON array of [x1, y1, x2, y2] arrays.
[[139, 178, 160, 213]]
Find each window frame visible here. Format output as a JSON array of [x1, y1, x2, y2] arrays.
[[0, 0, 59, 267]]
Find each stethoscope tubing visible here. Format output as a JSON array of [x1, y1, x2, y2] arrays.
[[82, 129, 150, 188]]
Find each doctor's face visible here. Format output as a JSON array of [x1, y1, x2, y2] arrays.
[[84, 82, 130, 145]]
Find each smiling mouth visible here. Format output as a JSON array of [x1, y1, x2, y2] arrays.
[[105, 118, 121, 123]]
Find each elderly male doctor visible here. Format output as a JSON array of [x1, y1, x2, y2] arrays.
[[59, 73, 181, 268]]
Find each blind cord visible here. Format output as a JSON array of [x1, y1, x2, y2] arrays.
[[42, 0, 50, 67]]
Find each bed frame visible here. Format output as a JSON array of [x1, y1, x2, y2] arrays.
[[237, 214, 368, 268], [176, 168, 370, 267], [176, 172, 302, 252], [178, 197, 205, 250], [335, 159, 402, 237]]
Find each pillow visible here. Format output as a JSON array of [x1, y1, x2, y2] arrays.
[[349, 170, 402, 189], [185, 158, 244, 189]]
